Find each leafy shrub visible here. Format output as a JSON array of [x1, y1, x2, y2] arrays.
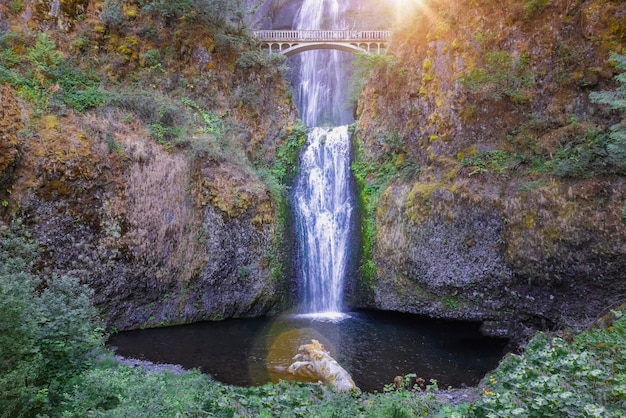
[[349, 52, 403, 106], [460, 149, 515, 176], [523, 0, 552, 18], [236, 50, 289, 79], [0, 221, 105, 417], [470, 313, 626, 417], [589, 53, 626, 174], [101, 0, 126, 31], [0, 32, 108, 112], [140, 0, 244, 29], [460, 50, 534, 102], [181, 97, 223, 136], [109, 90, 189, 145], [270, 121, 308, 183]]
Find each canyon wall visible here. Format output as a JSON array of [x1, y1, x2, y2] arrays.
[[351, 0, 626, 339], [0, 0, 299, 329]]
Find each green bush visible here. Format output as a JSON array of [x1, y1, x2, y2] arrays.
[[523, 0, 552, 18], [0, 32, 108, 112], [351, 129, 418, 288], [141, 0, 244, 29], [56, 362, 440, 418], [0, 221, 105, 417], [460, 149, 514, 176], [110, 90, 189, 145], [236, 50, 289, 80], [470, 313, 626, 417], [460, 50, 533, 102], [589, 53, 626, 173], [270, 121, 308, 183], [349, 52, 403, 106], [101, 0, 126, 31]]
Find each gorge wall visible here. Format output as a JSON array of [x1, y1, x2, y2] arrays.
[[0, 0, 300, 330], [351, 0, 626, 339]]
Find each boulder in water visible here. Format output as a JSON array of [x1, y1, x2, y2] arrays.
[[287, 339, 360, 393]]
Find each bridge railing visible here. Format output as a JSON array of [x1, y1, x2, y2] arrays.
[[252, 30, 391, 42]]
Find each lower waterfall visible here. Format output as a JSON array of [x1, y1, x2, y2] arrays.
[[293, 125, 355, 317]]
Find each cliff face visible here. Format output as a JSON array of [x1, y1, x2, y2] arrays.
[[0, 0, 299, 329], [353, 0, 626, 338]]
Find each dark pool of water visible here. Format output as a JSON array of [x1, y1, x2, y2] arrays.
[[107, 310, 508, 392]]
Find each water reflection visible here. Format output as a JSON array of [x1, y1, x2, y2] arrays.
[[107, 310, 508, 392]]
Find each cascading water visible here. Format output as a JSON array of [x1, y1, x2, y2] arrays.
[[293, 126, 354, 315], [292, 0, 356, 316]]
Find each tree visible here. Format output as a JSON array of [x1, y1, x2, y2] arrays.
[[0, 221, 104, 418]]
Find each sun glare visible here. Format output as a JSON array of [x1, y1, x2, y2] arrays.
[[390, 0, 427, 22]]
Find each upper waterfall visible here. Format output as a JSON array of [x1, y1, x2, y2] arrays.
[[293, 0, 354, 127]]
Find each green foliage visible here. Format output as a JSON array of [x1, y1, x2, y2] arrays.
[[351, 129, 419, 287], [460, 50, 534, 102], [27, 33, 63, 72], [110, 90, 188, 146], [101, 0, 126, 31], [37, 276, 105, 385], [523, 0, 552, 18], [0, 221, 44, 417], [460, 150, 515, 176], [140, 0, 244, 29], [56, 363, 441, 417], [271, 121, 308, 183], [53, 65, 110, 112], [588, 53, 626, 173], [0, 221, 104, 417], [9, 0, 23, 14], [469, 120, 624, 179], [590, 54, 626, 112], [517, 179, 547, 193], [236, 50, 289, 80], [0, 32, 108, 112], [181, 97, 223, 136], [470, 313, 626, 417], [499, 54, 626, 179]]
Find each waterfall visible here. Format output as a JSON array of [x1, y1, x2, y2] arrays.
[[294, 126, 354, 315], [292, 0, 356, 317], [293, 0, 353, 126]]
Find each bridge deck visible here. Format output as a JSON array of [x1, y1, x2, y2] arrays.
[[252, 30, 391, 43]]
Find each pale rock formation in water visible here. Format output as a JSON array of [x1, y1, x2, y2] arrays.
[[287, 339, 359, 393]]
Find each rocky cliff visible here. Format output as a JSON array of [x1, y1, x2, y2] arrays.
[[0, 0, 300, 329], [352, 0, 626, 340]]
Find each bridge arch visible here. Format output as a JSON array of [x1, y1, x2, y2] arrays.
[[253, 30, 390, 57], [281, 42, 368, 57]]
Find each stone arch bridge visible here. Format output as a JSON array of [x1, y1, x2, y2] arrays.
[[252, 30, 391, 56]]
